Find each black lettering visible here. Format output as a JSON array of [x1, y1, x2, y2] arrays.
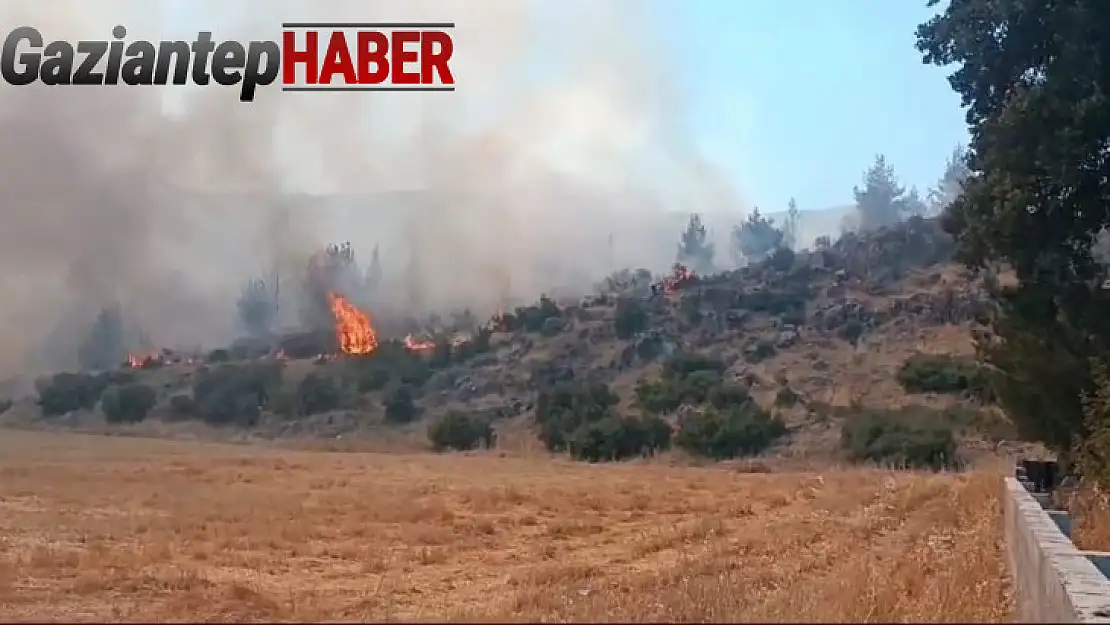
[[155, 41, 190, 85], [211, 40, 244, 86], [39, 40, 73, 85], [121, 41, 155, 85], [240, 40, 279, 102], [1, 26, 43, 86], [105, 25, 126, 85], [74, 41, 106, 84], [191, 31, 215, 85]]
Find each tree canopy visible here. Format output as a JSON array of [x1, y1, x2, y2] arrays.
[[917, 0, 1110, 468]]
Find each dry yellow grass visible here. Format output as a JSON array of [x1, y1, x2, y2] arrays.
[[0, 431, 1012, 622], [1068, 485, 1110, 551]]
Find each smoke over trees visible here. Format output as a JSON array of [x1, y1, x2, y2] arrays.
[[677, 214, 716, 274], [732, 208, 785, 264], [237, 279, 279, 338], [77, 307, 125, 371]]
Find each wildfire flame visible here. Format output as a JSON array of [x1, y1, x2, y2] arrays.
[[662, 262, 696, 294], [126, 353, 161, 369], [328, 292, 378, 355], [403, 334, 436, 353], [488, 305, 513, 332]]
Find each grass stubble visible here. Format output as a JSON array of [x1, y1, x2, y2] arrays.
[[0, 430, 1012, 622]]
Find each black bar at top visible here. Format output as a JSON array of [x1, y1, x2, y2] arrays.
[[282, 22, 456, 28]]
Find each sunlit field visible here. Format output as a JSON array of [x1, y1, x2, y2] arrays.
[[0, 431, 1012, 622]]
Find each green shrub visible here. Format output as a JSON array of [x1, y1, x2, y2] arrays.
[[168, 394, 195, 417], [897, 353, 993, 400], [662, 353, 727, 379], [428, 411, 494, 451], [0, 397, 11, 414], [775, 387, 799, 407], [614, 297, 649, 339], [192, 362, 283, 427], [634, 354, 745, 415], [767, 246, 796, 272], [839, 408, 958, 469], [535, 382, 619, 452], [744, 340, 776, 363], [296, 372, 347, 416], [345, 341, 433, 392], [567, 414, 672, 462], [206, 348, 230, 363], [383, 384, 418, 423], [101, 383, 157, 424], [504, 296, 562, 333], [675, 405, 788, 460], [37, 372, 114, 416]]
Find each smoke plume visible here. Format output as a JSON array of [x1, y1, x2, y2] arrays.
[[0, 0, 748, 378]]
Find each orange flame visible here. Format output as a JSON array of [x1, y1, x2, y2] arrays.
[[404, 334, 436, 353], [328, 292, 378, 355], [126, 353, 162, 369], [662, 262, 696, 294]]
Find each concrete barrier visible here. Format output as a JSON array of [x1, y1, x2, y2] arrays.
[[1004, 477, 1110, 622]]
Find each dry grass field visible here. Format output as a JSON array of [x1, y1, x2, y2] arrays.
[[0, 431, 1012, 622]]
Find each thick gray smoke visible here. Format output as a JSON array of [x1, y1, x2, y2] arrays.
[[0, 0, 749, 378]]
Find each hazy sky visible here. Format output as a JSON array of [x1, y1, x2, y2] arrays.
[[160, 0, 969, 213]]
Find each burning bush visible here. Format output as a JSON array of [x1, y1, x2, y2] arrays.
[[427, 411, 494, 452], [192, 362, 283, 427], [101, 383, 157, 424]]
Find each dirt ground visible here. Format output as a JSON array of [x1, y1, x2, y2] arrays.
[[0, 430, 1012, 622]]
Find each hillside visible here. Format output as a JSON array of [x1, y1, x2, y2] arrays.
[[2, 216, 1023, 466]]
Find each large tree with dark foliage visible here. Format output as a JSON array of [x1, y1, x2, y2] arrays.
[[916, 0, 1110, 466]]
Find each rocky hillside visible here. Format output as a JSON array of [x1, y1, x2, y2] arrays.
[[5, 216, 1021, 466]]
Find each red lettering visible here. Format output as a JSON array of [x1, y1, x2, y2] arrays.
[[319, 32, 356, 84], [356, 31, 389, 84], [282, 31, 318, 84], [390, 31, 420, 85], [420, 31, 454, 85]]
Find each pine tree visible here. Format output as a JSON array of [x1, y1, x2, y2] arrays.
[[676, 214, 715, 273], [783, 198, 800, 250], [853, 154, 910, 230]]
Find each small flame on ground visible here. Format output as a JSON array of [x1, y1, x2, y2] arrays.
[[404, 334, 436, 353], [126, 353, 162, 369]]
